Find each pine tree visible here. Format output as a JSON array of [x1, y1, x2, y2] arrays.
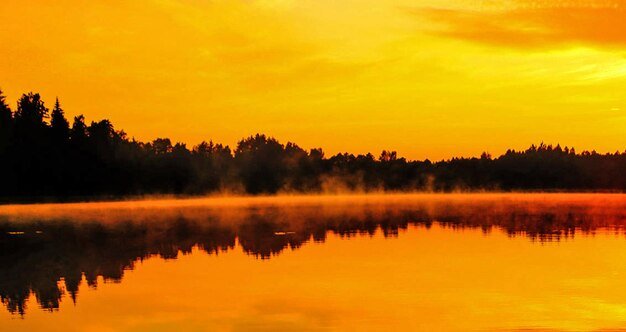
[[0, 89, 12, 150], [0, 89, 13, 160], [50, 98, 70, 142], [0, 89, 11, 124]]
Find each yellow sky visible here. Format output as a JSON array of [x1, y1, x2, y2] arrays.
[[1, 0, 626, 160]]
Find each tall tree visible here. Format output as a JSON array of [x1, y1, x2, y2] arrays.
[[0, 89, 11, 127], [70, 115, 88, 143], [50, 98, 70, 142], [235, 134, 287, 194], [0, 90, 14, 196], [0, 89, 12, 152], [10, 93, 51, 196], [14, 92, 48, 128]]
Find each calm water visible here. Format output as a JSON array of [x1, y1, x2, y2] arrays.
[[1, 194, 626, 331]]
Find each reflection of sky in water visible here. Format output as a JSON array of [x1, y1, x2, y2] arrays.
[[1, 194, 626, 331]]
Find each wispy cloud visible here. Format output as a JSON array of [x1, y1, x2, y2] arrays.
[[406, 1, 626, 49]]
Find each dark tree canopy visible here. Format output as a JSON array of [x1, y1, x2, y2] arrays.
[[50, 98, 70, 142], [0, 90, 625, 202], [0, 90, 12, 154], [235, 134, 290, 194], [14, 92, 48, 131]]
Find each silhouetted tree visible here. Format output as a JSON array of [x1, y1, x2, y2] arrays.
[[235, 134, 287, 194], [9, 93, 52, 196], [45, 98, 72, 195], [151, 138, 172, 155], [379, 150, 397, 162], [70, 115, 88, 143], [50, 98, 70, 142], [0, 90, 13, 197], [190, 141, 233, 193], [14, 92, 48, 134], [1, 88, 626, 202], [0, 90, 11, 151]]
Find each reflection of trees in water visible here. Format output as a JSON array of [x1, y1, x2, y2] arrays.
[[1, 199, 625, 315], [0, 218, 236, 315]]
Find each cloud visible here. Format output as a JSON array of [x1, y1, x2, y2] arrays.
[[406, 1, 626, 49]]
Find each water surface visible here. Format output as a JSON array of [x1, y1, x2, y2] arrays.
[[1, 194, 626, 331]]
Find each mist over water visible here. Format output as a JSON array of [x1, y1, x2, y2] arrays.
[[2, 193, 626, 331]]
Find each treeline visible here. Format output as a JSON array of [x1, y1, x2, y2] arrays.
[[1, 90, 625, 201]]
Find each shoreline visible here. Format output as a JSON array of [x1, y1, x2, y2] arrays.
[[1, 191, 625, 210]]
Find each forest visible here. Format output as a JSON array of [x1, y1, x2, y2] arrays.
[[1, 90, 625, 202]]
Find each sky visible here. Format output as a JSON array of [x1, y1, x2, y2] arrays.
[[1, 0, 626, 160]]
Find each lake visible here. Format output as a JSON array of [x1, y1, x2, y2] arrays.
[[1, 194, 626, 331]]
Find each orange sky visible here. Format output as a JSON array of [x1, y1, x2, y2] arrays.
[[1, 0, 626, 160]]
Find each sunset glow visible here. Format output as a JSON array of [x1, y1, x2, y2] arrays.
[[2, 0, 625, 159]]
